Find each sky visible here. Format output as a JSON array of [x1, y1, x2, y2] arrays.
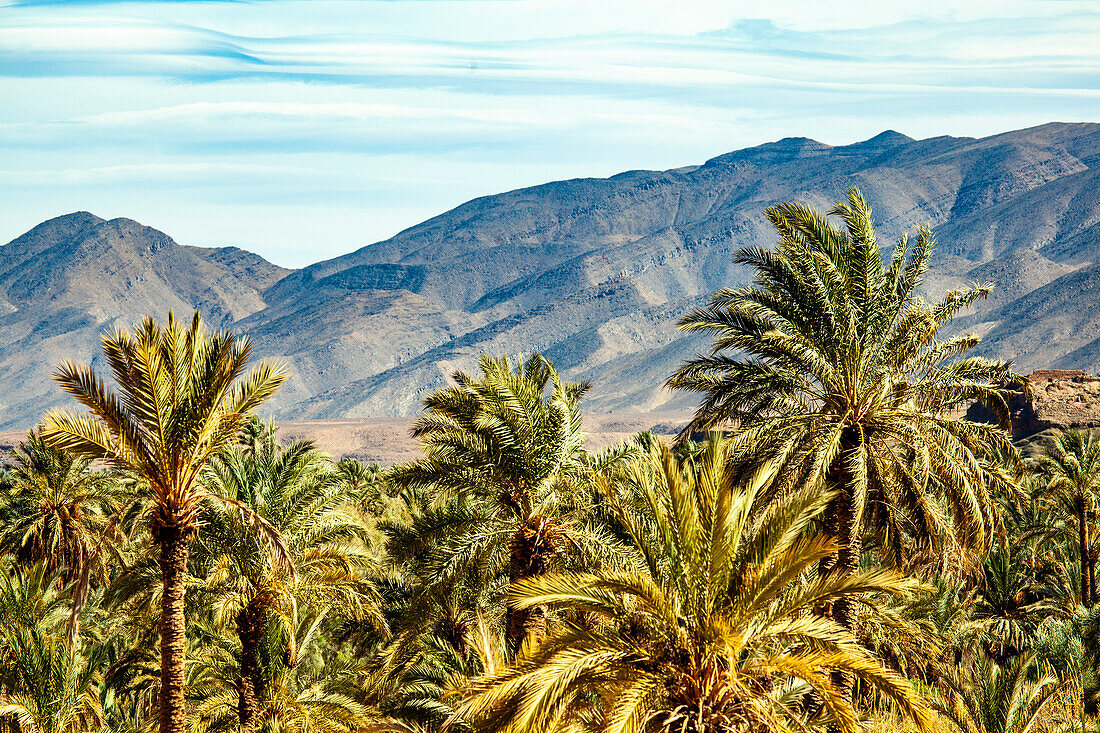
[[1, 1, 1098, 267]]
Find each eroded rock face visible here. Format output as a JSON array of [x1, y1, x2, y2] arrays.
[[967, 369, 1100, 437]]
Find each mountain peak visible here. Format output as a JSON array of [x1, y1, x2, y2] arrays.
[[8, 211, 105, 246], [97, 217, 178, 251], [48, 211, 104, 225], [836, 129, 915, 156], [0, 212, 289, 400], [705, 135, 831, 166], [864, 129, 914, 146], [772, 135, 830, 149]]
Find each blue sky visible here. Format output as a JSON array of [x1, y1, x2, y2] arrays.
[[1, 1, 1097, 266]]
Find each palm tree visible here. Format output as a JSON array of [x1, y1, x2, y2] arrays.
[[333, 458, 389, 518], [1033, 606, 1100, 729], [0, 624, 107, 733], [189, 611, 374, 733], [932, 652, 1062, 733], [194, 424, 378, 731], [386, 354, 631, 651], [0, 431, 122, 584], [0, 561, 71, 635], [39, 312, 285, 733], [667, 188, 1023, 630], [0, 560, 107, 733], [458, 438, 931, 733], [1035, 430, 1100, 607], [976, 541, 1064, 664], [864, 575, 985, 687], [372, 610, 509, 732]]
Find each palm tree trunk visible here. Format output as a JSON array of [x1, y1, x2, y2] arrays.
[[804, 489, 863, 730], [1080, 499, 1092, 607], [236, 599, 267, 731], [157, 527, 190, 733], [506, 519, 554, 651], [815, 503, 839, 618], [818, 432, 861, 626], [506, 596, 547, 651], [1089, 551, 1096, 609], [831, 483, 863, 630], [825, 435, 862, 725]]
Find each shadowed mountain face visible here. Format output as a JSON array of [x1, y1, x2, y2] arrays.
[[2, 121, 1100, 428]]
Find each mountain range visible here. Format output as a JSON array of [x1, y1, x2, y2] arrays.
[[2, 121, 1099, 429]]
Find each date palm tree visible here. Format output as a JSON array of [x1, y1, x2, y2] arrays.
[[977, 541, 1065, 664], [459, 438, 931, 733], [0, 431, 122, 584], [1032, 606, 1100, 727], [0, 619, 107, 733], [667, 189, 1023, 631], [932, 652, 1062, 733], [39, 311, 285, 733], [0, 561, 71, 635], [189, 611, 374, 733], [386, 354, 632, 651], [0, 560, 107, 733], [1035, 429, 1100, 607], [194, 424, 378, 731]]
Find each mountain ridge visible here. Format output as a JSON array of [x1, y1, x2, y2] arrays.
[[2, 121, 1100, 428]]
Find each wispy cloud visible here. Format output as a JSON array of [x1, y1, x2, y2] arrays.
[[0, 101, 561, 155], [0, 0, 1096, 265], [3, 11, 1097, 95]]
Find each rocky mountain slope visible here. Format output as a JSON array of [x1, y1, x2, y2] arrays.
[[2, 121, 1099, 428], [0, 213, 288, 425]]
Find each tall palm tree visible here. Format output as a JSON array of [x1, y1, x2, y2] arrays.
[[458, 438, 931, 733], [932, 652, 1062, 733], [0, 431, 122, 584], [194, 424, 378, 731], [39, 312, 285, 733], [1035, 430, 1100, 607], [386, 354, 631, 651], [667, 188, 1023, 631]]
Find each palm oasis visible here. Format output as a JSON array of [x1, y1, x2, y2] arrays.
[[0, 190, 1095, 733]]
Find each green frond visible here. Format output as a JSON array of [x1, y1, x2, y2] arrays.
[[459, 436, 930, 733], [668, 186, 1023, 592]]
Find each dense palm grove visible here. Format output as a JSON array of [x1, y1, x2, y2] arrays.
[[1, 189, 1097, 732]]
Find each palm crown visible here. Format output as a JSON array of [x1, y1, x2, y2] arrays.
[[1035, 429, 1100, 607], [40, 312, 285, 540], [459, 438, 931, 733], [386, 354, 631, 650], [38, 311, 285, 733], [932, 651, 1062, 733], [668, 189, 1024, 622], [0, 431, 122, 584]]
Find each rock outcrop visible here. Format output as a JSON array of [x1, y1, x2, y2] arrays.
[[967, 369, 1100, 437]]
